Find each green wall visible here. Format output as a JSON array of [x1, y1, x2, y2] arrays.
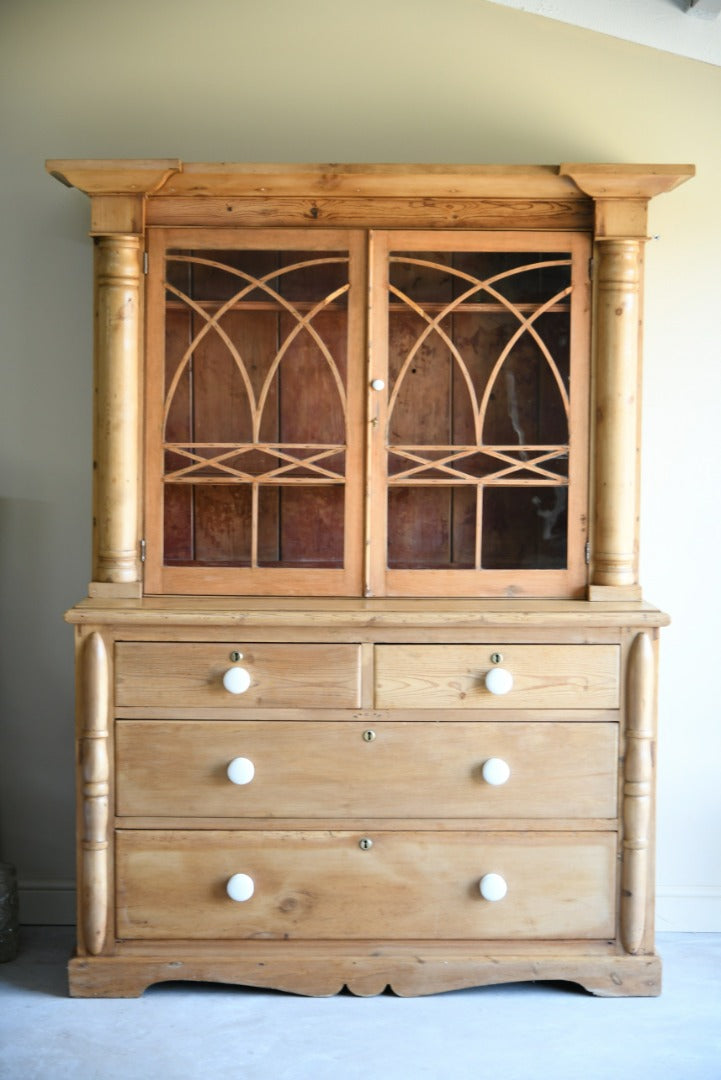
[[1, 0, 719, 926]]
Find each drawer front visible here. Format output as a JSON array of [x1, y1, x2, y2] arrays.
[[116, 720, 618, 819], [116, 830, 616, 941], [115, 642, 361, 709], [375, 645, 619, 710]]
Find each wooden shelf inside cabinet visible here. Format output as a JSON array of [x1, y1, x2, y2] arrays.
[[50, 159, 692, 998]]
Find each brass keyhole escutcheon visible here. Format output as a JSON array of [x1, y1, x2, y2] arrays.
[[362, 729, 376, 742], [230, 650, 243, 662], [359, 838, 373, 851], [490, 652, 503, 665]]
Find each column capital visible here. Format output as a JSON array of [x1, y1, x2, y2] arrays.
[[558, 163, 694, 200], [559, 164, 694, 240], [47, 159, 183, 236]]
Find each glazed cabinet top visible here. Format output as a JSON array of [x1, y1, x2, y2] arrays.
[[47, 160, 693, 604], [147, 225, 589, 597]]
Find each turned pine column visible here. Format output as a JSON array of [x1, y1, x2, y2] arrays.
[[46, 160, 182, 596], [591, 234, 645, 593], [560, 164, 694, 599], [621, 631, 657, 954], [79, 631, 109, 955], [92, 231, 143, 586]]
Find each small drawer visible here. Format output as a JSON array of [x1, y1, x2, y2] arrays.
[[116, 829, 616, 941], [115, 720, 618, 820], [375, 645, 619, 710], [115, 642, 361, 709]]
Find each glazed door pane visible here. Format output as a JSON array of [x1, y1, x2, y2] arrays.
[[369, 231, 590, 597], [145, 229, 365, 595]]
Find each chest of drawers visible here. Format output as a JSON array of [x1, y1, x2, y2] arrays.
[[67, 599, 664, 997]]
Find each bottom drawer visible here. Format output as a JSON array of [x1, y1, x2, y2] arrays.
[[116, 830, 616, 942]]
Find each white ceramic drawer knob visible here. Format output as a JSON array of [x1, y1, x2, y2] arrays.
[[482, 757, 510, 786], [370, 378, 385, 391], [226, 873, 254, 902], [479, 873, 508, 902], [484, 667, 513, 696], [222, 666, 252, 695], [226, 757, 255, 785]]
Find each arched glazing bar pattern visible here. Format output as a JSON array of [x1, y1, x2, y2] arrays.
[[385, 249, 573, 572], [160, 249, 352, 570]]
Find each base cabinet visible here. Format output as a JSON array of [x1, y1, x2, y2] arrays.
[[67, 601, 664, 998]]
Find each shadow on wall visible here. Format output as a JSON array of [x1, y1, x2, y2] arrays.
[[0, 496, 77, 909]]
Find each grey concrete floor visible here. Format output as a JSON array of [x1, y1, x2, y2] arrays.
[[1, 929, 719, 1080]]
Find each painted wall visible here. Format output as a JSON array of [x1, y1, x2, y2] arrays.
[[1, 0, 719, 929]]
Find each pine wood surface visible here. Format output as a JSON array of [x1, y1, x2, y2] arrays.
[[115, 830, 616, 941], [68, 950, 662, 999], [622, 632, 656, 955], [47, 159, 694, 200], [79, 633, 110, 956], [115, 641, 361, 708], [114, 708, 618, 726], [115, 719, 618, 820], [591, 239, 644, 588], [65, 596, 671, 627], [145, 197, 594, 231], [48, 160, 690, 997], [374, 644, 619, 709], [92, 236, 142, 584]]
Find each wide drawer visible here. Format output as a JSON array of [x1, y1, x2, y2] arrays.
[[116, 720, 618, 819], [375, 645, 619, 709], [115, 642, 361, 709], [115, 830, 616, 941]]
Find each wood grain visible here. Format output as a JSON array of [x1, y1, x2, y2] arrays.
[[375, 644, 619, 709], [92, 236, 142, 584], [115, 641, 361, 708], [621, 631, 656, 954], [591, 239, 643, 589], [115, 719, 618, 820], [69, 949, 661, 999], [51, 160, 690, 999], [115, 830, 616, 941], [80, 632, 109, 955]]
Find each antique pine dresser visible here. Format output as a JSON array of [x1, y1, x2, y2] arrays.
[[47, 160, 693, 997]]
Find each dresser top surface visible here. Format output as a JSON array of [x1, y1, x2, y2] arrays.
[[65, 595, 669, 629]]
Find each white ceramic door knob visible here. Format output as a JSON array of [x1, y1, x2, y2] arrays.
[[479, 873, 508, 902], [481, 757, 511, 786], [226, 873, 254, 902], [226, 757, 255, 785], [222, 666, 252, 695], [484, 667, 513, 696]]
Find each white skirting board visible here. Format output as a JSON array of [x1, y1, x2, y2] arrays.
[[655, 887, 721, 932], [16, 882, 721, 931]]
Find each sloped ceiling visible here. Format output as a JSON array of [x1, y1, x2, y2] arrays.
[[484, 0, 721, 66]]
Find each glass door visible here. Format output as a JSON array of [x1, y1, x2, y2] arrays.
[[144, 229, 365, 595], [368, 230, 591, 597]]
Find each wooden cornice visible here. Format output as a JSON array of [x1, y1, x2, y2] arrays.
[[46, 160, 694, 236], [46, 159, 692, 202]]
